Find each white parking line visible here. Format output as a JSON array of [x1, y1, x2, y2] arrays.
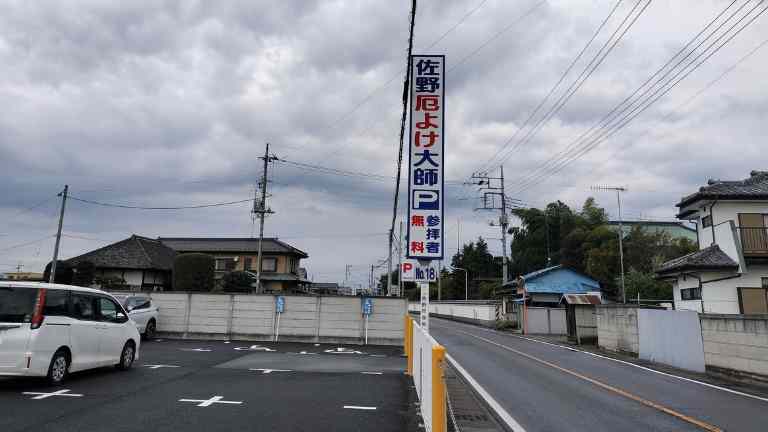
[[249, 368, 292, 374], [343, 405, 377, 410], [22, 389, 84, 400], [179, 395, 242, 407], [361, 372, 383, 375], [143, 364, 181, 369], [180, 348, 212, 352]]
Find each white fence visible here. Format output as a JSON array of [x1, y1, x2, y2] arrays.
[[113, 292, 407, 345], [407, 317, 446, 432], [408, 301, 499, 326], [638, 309, 705, 373]]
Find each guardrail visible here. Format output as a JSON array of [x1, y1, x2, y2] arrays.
[[404, 315, 446, 432]]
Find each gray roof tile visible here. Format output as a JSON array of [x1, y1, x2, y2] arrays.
[[678, 170, 768, 209], [67, 235, 176, 270], [655, 244, 738, 274], [159, 237, 308, 258]]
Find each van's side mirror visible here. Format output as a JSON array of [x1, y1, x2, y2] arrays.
[[126, 305, 134, 313]]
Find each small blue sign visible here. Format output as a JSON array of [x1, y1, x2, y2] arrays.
[[276, 296, 285, 314], [362, 298, 373, 316]]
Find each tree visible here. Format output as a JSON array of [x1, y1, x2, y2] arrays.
[[447, 237, 501, 300], [173, 253, 215, 292], [221, 271, 254, 292], [43, 261, 74, 285], [72, 261, 96, 287]]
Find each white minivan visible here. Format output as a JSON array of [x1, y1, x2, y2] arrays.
[[0, 281, 140, 385]]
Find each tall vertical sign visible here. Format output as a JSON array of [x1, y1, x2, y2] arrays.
[[407, 55, 445, 331]]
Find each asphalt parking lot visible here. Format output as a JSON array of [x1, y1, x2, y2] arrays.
[[0, 339, 413, 432]]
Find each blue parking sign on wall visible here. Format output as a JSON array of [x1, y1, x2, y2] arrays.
[[276, 296, 285, 314], [362, 298, 373, 316]]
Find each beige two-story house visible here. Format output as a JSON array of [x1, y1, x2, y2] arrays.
[[159, 237, 310, 293]]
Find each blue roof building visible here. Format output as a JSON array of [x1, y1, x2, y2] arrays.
[[500, 265, 601, 306]]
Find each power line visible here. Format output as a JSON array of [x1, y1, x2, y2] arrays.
[[68, 195, 254, 210], [475, 0, 625, 174], [0, 235, 54, 254], [510, 0, 768, 195], [486, 0, 652, 174], [326, 0, 490, 131], [4, 194, 58, 220]]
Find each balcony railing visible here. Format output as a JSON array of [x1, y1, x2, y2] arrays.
[[739, 227, 768, 256]]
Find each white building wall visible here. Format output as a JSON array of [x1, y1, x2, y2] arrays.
[[673, 267, 768, 314]]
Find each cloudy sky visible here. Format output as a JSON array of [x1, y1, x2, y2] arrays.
[[1, 0, 766, 287]]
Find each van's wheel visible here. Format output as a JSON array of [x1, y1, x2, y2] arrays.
[[117, 342, 135, 371], [47, 349, 69, 386], [144, 319, 156, 340]]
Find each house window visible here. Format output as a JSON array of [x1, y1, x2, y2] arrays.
[[681, 287, 701, 300], [738, 287, 768, 314], [261, 257, 277, 272], [215, 258, 236, 271], [701, 215, 712, 228]]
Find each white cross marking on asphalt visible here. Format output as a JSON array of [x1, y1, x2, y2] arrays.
[[343, 405, 377, 410], [289, 351, 317, 355], [143, 364, 181, 369], [249, 368, 292, 374], [181, 348, 212, 352], [22, 389, 84, 400], [178, 396, 243, 407], [234, 345, 276, 352], [325, 347, 364, 354]]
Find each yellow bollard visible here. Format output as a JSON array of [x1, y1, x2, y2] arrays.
[[432, 344, 447, 432], [405, 316, 413, 376]]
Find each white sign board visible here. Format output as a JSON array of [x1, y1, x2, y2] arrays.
[[407, 55, 445, 261], [401, 259, 437, 282]]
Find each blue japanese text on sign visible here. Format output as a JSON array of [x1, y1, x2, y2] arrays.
[[407, 55, 445, 260], [362, 298, 373, 316], [276, 296, 285, 314]]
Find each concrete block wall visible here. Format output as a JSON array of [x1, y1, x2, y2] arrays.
[[597, 305, 641, 354], [700, 314, 768, 378], [409, 301, 499, 327], [111, 292, 406, 345]]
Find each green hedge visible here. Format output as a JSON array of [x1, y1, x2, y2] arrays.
[[173, 253, 215, 291]]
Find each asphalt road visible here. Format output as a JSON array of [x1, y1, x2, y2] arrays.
[[0, 339, 411, 432], [430, 317, 768, 432]]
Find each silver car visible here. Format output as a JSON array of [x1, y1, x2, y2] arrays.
[[114, 294, 159, 340]]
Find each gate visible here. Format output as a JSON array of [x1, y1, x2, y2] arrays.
[[637, 309, 705, 373]]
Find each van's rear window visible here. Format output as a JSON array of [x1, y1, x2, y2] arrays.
[[0, 287, 37, 323]]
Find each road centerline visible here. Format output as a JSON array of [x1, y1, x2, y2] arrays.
[[450, 327, 723, 432]]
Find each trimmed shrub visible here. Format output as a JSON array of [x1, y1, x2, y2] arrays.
[[72, 261, 96, 287], [43, 260, 74, 284], [173, 253, 215, 292], [221, 271, 254, 293]]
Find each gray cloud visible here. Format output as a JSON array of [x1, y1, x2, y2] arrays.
[[1, 0, 766, 282]]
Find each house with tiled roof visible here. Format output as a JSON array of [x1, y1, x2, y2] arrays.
[[67, 235, 177, 291], [158, 237, 310, 293], [656, 170, 768, 314]]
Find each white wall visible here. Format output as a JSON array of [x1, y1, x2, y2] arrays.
[[113, 292, 407, 345], [673, 267, 768, 314], [409, 301, 498, 325]]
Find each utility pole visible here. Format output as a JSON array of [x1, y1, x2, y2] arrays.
[[592, 185, 627, 303], [470, 169, 520, 286], [370, 264, 375, 294], [437, 260, 442, 301], [49, 185, 68, 284], [398, 221, 404, 297], [387, 228, 393, 296], [254, 144, 277, 294], [15, 263, 23, 273]]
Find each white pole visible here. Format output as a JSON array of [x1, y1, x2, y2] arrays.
[[364, 315, 369, 345], [420, 281, 430, 332], [274, 312, 281, 342]]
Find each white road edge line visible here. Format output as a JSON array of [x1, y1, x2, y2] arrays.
[[445, 353, 528, 432], [343, 405, 377, 410], [439, 318, 768, 404]]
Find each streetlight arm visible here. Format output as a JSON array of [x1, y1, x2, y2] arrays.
[[453, 267, 469, 301]]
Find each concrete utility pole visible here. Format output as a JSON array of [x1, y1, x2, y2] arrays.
[[592, 185, 628, 303], [370, 264, 375, 294], [254, 144, 277, 294], [470, 169, 520, 286], [49, 185, 68, 284], [397, 221, 403, 297], [387, 228, 393, 296]]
